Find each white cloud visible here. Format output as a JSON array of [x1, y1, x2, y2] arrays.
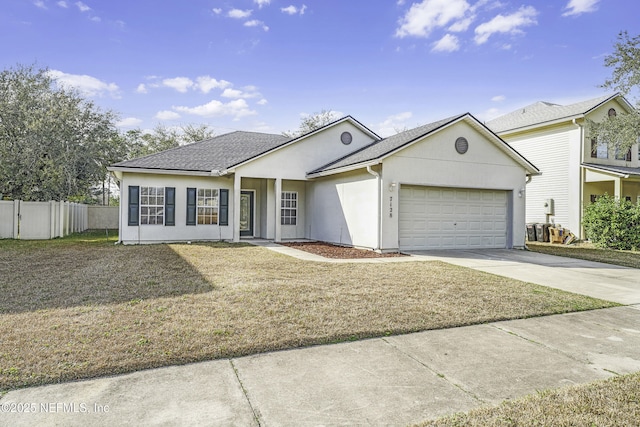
[[562, 0, 599, 16], [257, 98, 268, 105], [34, 1, 47, 9], [57, 1, 68, 7], [221, 87, 261, 99], [395, 0, 470, 38], [491, 95, 506, 102], [474, 6, 538, 45], [135, 84, 147, 94], [116, 117, 143, 128], [377, 112, 413, 137], [75, 1, 90, 12], [174, 99, 256, 120], [432, 34, 460, 52], [281, 5, 307, 15], [155, 110, 181, 121], [448, 16, 474, 32], [254, 0, 270, 8], [228, 9, 252, 19], [244, 20, 269, 31], [196, 76, 231, 93], [212, 8, 222, 14], [90, 16, 101, 22], [162, 77, 194, 93], [47, 70, 120, 98]]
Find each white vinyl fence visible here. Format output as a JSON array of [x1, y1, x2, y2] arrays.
[[0, 200, 88, 240]]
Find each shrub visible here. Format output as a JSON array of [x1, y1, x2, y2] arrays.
[[583, 194, 640, 250]]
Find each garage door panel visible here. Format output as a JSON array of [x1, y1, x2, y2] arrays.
[[399, 186, 509, 250]]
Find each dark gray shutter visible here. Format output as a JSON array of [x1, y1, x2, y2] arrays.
[[219, 189, 229, 226], [128, 186, 139, 226], [186, 187, 196, 226], [165, 187, 175, 226]]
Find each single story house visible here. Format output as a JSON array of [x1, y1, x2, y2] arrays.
[[108, 113, 539, 251], [486, 93, 636, 238]]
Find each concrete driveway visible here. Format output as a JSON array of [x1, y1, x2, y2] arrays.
[[407, 249, 640, 305]]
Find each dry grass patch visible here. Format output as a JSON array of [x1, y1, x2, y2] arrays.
[[417, 371, 640, 426], [528, 241, 640, 269], [0, 233, 616, 391]]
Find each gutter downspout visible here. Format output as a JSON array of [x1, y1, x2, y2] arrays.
[[572, 118, 584, 239], [366, 165, 382, 251]]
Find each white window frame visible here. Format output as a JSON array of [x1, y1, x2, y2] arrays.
[[197, 188, 219, 225], [140, 186, 164, 225], [281, 191, 297, 225]]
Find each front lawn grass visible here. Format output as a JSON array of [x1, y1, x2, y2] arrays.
[[527, 241, 640, 269], [0, 232, 617, 391], [417, 371, 640, 426]]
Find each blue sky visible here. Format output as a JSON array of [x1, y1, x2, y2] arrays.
[[2, 0, 638, 137]]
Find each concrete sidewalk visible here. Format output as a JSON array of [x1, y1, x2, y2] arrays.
[[3, 307, 640, 426]]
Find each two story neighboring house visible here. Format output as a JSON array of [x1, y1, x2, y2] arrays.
[[487, 93, 636, 239]]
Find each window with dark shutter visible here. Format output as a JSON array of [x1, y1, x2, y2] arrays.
[[186, 187, 196, 226], [219, 189, 229, 226], [165, 187, 175, 226], [128, 186, 139, 226]]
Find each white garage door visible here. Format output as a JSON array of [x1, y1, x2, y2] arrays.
[[399, 186, 508, 250]]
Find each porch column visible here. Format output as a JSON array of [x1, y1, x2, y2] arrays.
[[275, 178, 282, 242], [233, 174, 241, 242], [614, 177, 622, 200]]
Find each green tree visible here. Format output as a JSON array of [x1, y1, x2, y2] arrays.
[[123, 123, 215, 159], [0, 64, 122, 201], [588, 31, 640, 152], [282, 109, 339, 138]]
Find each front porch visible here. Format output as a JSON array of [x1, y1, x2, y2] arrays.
[[232, 176, 307, 242], [583, 164, 640, 204]]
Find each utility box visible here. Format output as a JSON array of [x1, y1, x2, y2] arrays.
[[535, 223, 550, 242], [526, 223, 537, 241], [544, 198, 554, 215]]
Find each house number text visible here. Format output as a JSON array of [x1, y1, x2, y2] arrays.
[[389, 196, 393, 218]]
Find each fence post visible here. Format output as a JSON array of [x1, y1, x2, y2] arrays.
[[13, 200, 20, 239]]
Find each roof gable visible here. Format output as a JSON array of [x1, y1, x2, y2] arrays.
[[486, 94, 630, 134], [309, 113, 539, 176]]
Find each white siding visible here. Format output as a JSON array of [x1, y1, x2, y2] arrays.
[[507, 127, 573, 229]]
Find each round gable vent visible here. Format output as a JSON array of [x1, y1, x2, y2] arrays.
[[341, 131, 353, 145], [608, 108, 617, 117], [455, 137, 469, 154]]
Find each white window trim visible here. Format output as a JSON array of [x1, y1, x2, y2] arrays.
[[197, 188, 219, 225], [140, 186, 164, 225], [281, 191, 297, 226]]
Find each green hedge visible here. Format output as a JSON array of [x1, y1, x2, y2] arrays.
[[583, 194, 640, 250]]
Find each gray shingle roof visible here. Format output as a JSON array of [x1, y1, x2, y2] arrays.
[[486, 94, 616, 133], [112, 131, 290, 172], [309, 114, 467, 174]]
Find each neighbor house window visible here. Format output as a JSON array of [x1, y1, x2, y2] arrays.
[[197, 188, 219, 224], [591, 139, 608, 159], [615, 147, 632, 161], [140, 187, 164, 225], [281, 191, 297, 225]]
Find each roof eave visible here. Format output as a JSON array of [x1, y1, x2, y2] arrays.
[[306, 160, 380, 178], [107, 166, 217, 177]]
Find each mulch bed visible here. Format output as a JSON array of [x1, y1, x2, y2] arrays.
[[280, 241, 406, 259]]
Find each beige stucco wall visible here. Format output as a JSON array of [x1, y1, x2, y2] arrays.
[[306, 169, 379, 249], [118, 172, 234, 244], [381, 120, 528, 250]]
